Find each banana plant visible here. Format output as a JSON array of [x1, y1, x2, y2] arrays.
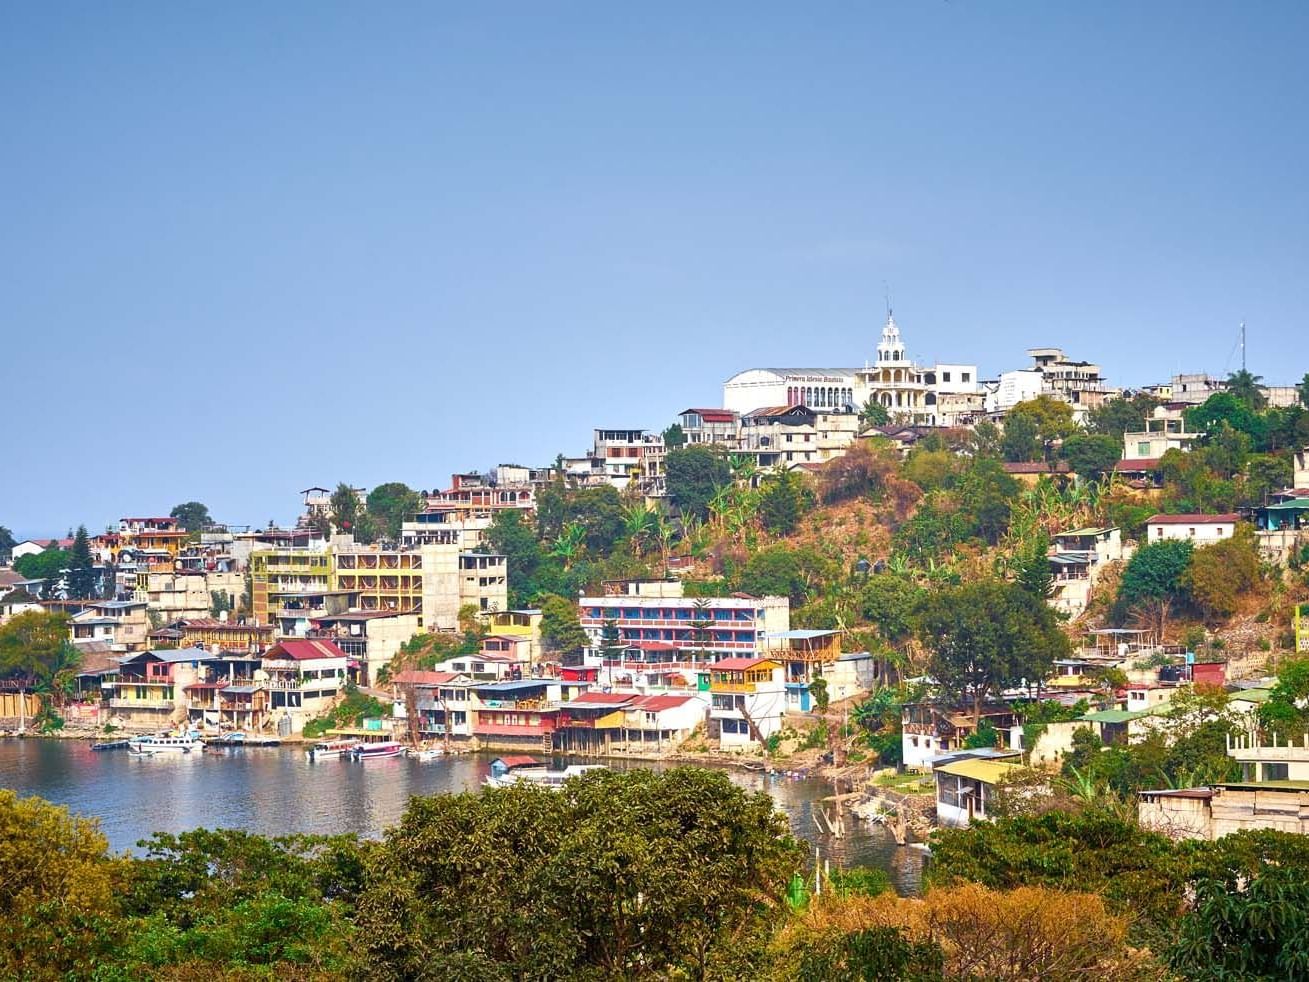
[[549, 521, 587, 569]]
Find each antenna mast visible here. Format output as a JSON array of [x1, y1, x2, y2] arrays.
[[1240, 322, 1246, 373]]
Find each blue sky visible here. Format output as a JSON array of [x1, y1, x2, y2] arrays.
[[4, 2, 1306, 537]]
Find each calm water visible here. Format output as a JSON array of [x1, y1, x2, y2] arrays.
[[0, 739, 924, 894]]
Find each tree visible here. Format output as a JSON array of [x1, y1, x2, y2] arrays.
[[738, 544, 836, 608], [1000, 411, 1041, 463], [1087, 392, 1159, 439], [1299, 372, 1309, 409], [665, 446, 731, 520], [13, 547, 69, 589], [1184, 523, 1260, 621], [539, 594, 590, 661], [0, 791, 119, 978], [0, 525, 15, 564], [1007, 396, 1076, 456], [758, 470, 812, 536], [352, 768, 801, 979], [169, 501, 211, 534], [483, 510, 542, 607], [65, 525, 95, 600], [1225, 369, 1267, 410], [1186, 391, 1264, 443], [365, 483, 423, 541], [622, 503, 656, 557], [661, 423, 687, 448], [598, 618, 623, 661], [329, 483, 362, 537], [1059, 433, 1121, 479], [857, 576, 925, 648], [808, 677, 829, 712], [1115, 539, 1193, 631], [917, 580, 1070, 725], [859, 398, 890, 429]]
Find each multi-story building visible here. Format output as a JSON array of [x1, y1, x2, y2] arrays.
[[470, 678, 563, 751], [331, 542, 425, 615], [763, 629, 878, 711], [1047, 526, 1129, 618], [676, 408, 740, 448], [433, 472, 536, 521], [391, 670, 476, 740], [480, 608, 544, 664], [579, 580, 790, 660], [249, 548, 333, 626], [1123, 405, 1198, 461], [260, 639, 349, 734], [133, 568, 245, 622], [154, 617, 273, 654], [107, 649, 202, 729], [708, 657, 786, 747], [592, 429, 665, 495], [722, 312, 977, 426], [307, 610, 421, 686], [738, 405, 860, 471], [69, 600, 150, 652]]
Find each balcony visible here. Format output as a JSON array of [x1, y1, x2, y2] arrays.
[[474, 720, 556, 736], [709, 705, 744, 720], [109, 698, 173, 710], [709, 680, 757, 694]]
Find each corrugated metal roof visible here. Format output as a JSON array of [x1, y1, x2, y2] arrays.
[[934, 759, 1025, 784]]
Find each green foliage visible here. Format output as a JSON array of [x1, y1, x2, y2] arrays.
[[539, 593, 590, 660], [856, 575, 925, 646], [302, 684, 385, 739], [808, 677, 829, 712], [758, 470, 814, 535], [1059, 433, 1122, 479], [791, 925, 945, 982], [365, 482, 424, 541], [0, 610, 80, 712], [13, 547, 69, 593], [665, 445, 731, 520], [353, 768, 801, 979], [1115, 538, 1193, 617], [483, 509, 543, 606], [1184, 523, 1260, 620], [0, 525, 14, 562], [738, 543, 836, 607], [329, 483, 364, 538], [1087, 392, 1159, 438], [661, 422, 687, 448], [1000, 409, 1041, 462], [917, 580, 1070, 721], [858, 397, 890, 428], [66, 524, 96, 599], [169, 501, 212, 533]]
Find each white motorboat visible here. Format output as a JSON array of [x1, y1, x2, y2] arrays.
[[406, 746, 445, 761], [485, 764, 607, 790], [306, 738, 356, 761], [128, 734, 205, 755]]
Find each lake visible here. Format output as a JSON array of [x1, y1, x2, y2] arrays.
[[0, 738, 925, 894]]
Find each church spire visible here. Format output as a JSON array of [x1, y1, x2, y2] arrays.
[[876, 310, 907, 365]]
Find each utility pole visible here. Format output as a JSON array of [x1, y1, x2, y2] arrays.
[[1241, 321, 1246, 373]]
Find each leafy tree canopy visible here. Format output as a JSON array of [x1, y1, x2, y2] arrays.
[[169, 501, 212, 533], [365, 483, 424, 541], [665, 445, 731, 520]]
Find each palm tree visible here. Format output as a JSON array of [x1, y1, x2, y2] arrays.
[[549, 522, 586, 569], [1225, 369, 1267, 409], [653, 514, 676, 572], [622, 504, 656, 557], [707, 485, 733, 534], [728, 454, 758, 487]]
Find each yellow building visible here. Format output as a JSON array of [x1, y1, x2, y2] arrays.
[[332, 545, 424, 616], [249, 549, 332, 626], [1297, 603, 1309, 654]]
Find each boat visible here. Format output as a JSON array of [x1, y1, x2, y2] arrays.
[[485, 763, 608, 790], [351, 740, 403, 760], [128, 734, 205, 755], [90, 739, 130, 752], [406, 746, 445, 761], [306, 738, 356, 761]]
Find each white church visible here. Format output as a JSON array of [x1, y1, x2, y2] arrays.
[[722, 313, 979, 426]]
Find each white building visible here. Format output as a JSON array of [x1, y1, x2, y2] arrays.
[[1145, 513, 1240, 545], [1123, 405, 1198, 461], [722, 312, 977, 426]]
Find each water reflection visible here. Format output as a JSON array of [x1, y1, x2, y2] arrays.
[[0, 739, 922, 893]]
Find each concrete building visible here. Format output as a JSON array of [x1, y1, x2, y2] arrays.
[[1047, 526, 1128, 618], [591, 429, 665, 495], [261, 639, 349, 735], [1123, 405, 1198, 461], [708, 657, 786, 747], [69, 600, 150, 652], [676, 408, 740, 448], [934, 755, 1027, 827], [579, 584, 791, 660], [307, 610, 422, 686], [738, 406, 861, 471], [722, 312, 977, 426], [1145, 513, 1240, 545]]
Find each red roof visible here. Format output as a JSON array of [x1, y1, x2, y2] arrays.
[[630, 694, 697, 712], [266, 639, 347, 661], [180, 618, 272, 632], [1146, 513, 1240, 525], [712, 657, 776, 671], [1115, 457, 1163, 470], [632, 641, 679, 652], [568, 691, 638, 706], [680, 407, 737, 422], [392, 670, 462, 686]]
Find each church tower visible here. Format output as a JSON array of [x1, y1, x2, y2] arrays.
[[875, 311, 909, 366]]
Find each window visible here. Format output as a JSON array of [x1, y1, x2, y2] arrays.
[[1138, 442, 1151, 456], [942, 371, 951, 382], [1216, 527, 1225, 536], [1188, 528, 1196, 538], [1264, 762, 1290, 782], [962, 372, 971, 382]]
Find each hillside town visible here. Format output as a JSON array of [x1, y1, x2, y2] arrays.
[[5, 313, 1309, 846]]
